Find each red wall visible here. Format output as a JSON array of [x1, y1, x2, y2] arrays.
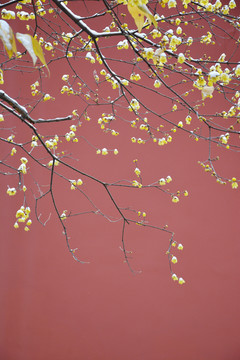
[[0, 2, 240, 359]]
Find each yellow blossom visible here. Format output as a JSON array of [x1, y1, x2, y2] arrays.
[[166, 175, 172, 183], [159, 178, 166, 186], [185, 115, 192, 124], [7, 187, 16, 196], [154, 79, 161, 88], [178, 277, 185, 285], [134, 167, 141, 177], [172, 196, 179, 203], [177, 243, 183, 250], [231, 177, 238, 189], [11, 147, 17, 156], [102, 148, 108, 155], [177, 53, 185, 64]]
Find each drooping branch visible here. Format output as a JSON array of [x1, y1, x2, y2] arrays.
[[0, 90, 73, 124]]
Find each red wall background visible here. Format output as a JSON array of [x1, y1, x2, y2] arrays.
[[0, 2, 240, 359]]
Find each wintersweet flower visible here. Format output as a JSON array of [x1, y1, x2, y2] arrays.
[[177, 53, 185, 64], [102, 148, 108, 155], [70, 180, 76, 190], [159, 178, 166, 186], [176, 26, 182, 35], [85, 52, 95, 63], [134, 167, 141, 177], [70, 124, 77, 132], [154, 79, 161, 88], [178, 277, 185, 285], [171, 256, 178, 264], [177, 243, 183, 250], [172, 273, 178, 281], [7, 187, 16, 196], [231, 177, 238, 189], [18, 163, 27, 174], [62, 74, 69, 81], [7, 135, 15, 142], [166, 175, 172, 183], [229, 0, 236, 9], [132, 180, 142, 188], [20, 157, 28, 164], [60, 210, 67, 220]]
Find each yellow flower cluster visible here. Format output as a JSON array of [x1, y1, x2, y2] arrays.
[[117, 39, 129, 50], [1, 9, 15, 19], [14, 205, 32, 231], [129, 98, 140, 112], [130, 73, 141, 81], [48, 159, 59, 167], [169, 239, 185, 284], [201, 31, 212, 45], [172, 273, 185, 285], [132, 180, 142, 188], [31, 81, 40, 96], [65, 124, 78, 143], [98, 114, 116, 131], [69, 179, 83, 190], [219, 132, 230, 145], [17, 11, 35, 20], [45, 135, 59, 149], [131, 137, 146, 144], [159, 175, 172, 185], [31, 135, 38, 148]]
